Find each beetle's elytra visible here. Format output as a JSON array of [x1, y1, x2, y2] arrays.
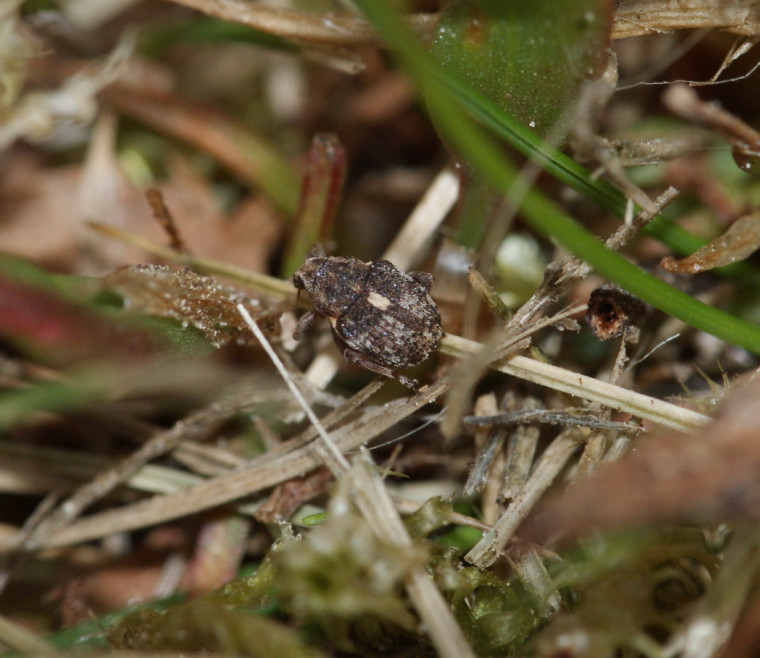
[[293, 247, 442, 389]]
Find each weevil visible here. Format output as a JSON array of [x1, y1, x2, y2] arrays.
[[293, 246, 442, 389]]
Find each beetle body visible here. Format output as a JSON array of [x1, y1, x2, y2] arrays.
[[293, 252, 442, 388]]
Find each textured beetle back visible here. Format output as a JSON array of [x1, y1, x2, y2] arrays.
[[335, 261, 442, 368]]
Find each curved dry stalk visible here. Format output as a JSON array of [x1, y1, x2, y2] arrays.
[[166, 0, 438, 46], [166, 0, 760, 48]]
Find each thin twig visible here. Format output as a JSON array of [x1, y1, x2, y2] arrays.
[[237, 305, 348, 475]]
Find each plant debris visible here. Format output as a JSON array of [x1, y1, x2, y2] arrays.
[[661, 210, 760, 273], [103, 264, 269, 347], [2, 2, 760, 657]]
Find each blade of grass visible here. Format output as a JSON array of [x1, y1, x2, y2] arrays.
[[426, 60, 749, 269], [352, 1, 760, 355], [0, 377, 106, 430], [86, 222, 296, 299]]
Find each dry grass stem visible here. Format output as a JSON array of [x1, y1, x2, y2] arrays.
[[441, 335, 709, 430], [0, 613, 61, 656], [237, 305, 349, 475], [612, 0, 760, 38], [468, 266, 513, 319], [499, 422, 540, 504], [351, 452, 476, 658], [0, 442, 205, 497], [465, 429, 582, 568], [20, 378, 449, 551], [304, 349, 342, 389], [462, 393, 501, 499], [383, 166, 459, 270], [577, 332, 634, 472]]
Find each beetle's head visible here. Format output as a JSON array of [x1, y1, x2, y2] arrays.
[[293, 254, 368, 316], [293, 256, 326, 292]]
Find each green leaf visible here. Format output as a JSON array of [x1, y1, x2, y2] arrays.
[[431, 0, 611, 141]]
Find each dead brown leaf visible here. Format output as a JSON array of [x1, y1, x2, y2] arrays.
[[0, 150, 85, 270], [102, 264, 270, 347], [0, 147, 282, 274], [661, 211, 760, 273]]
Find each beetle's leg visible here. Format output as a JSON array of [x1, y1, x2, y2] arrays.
[[408, 271, 434, 291], [342, 347, 419, 390], [294, 310, 320, 340]]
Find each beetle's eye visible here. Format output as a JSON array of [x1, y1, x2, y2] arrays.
[[293, 273, 305, 289]]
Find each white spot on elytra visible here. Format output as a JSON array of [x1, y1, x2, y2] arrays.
[[368, 291, 392, 310]]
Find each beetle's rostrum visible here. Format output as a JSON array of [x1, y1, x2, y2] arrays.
[[293, 247, 442, 389]]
